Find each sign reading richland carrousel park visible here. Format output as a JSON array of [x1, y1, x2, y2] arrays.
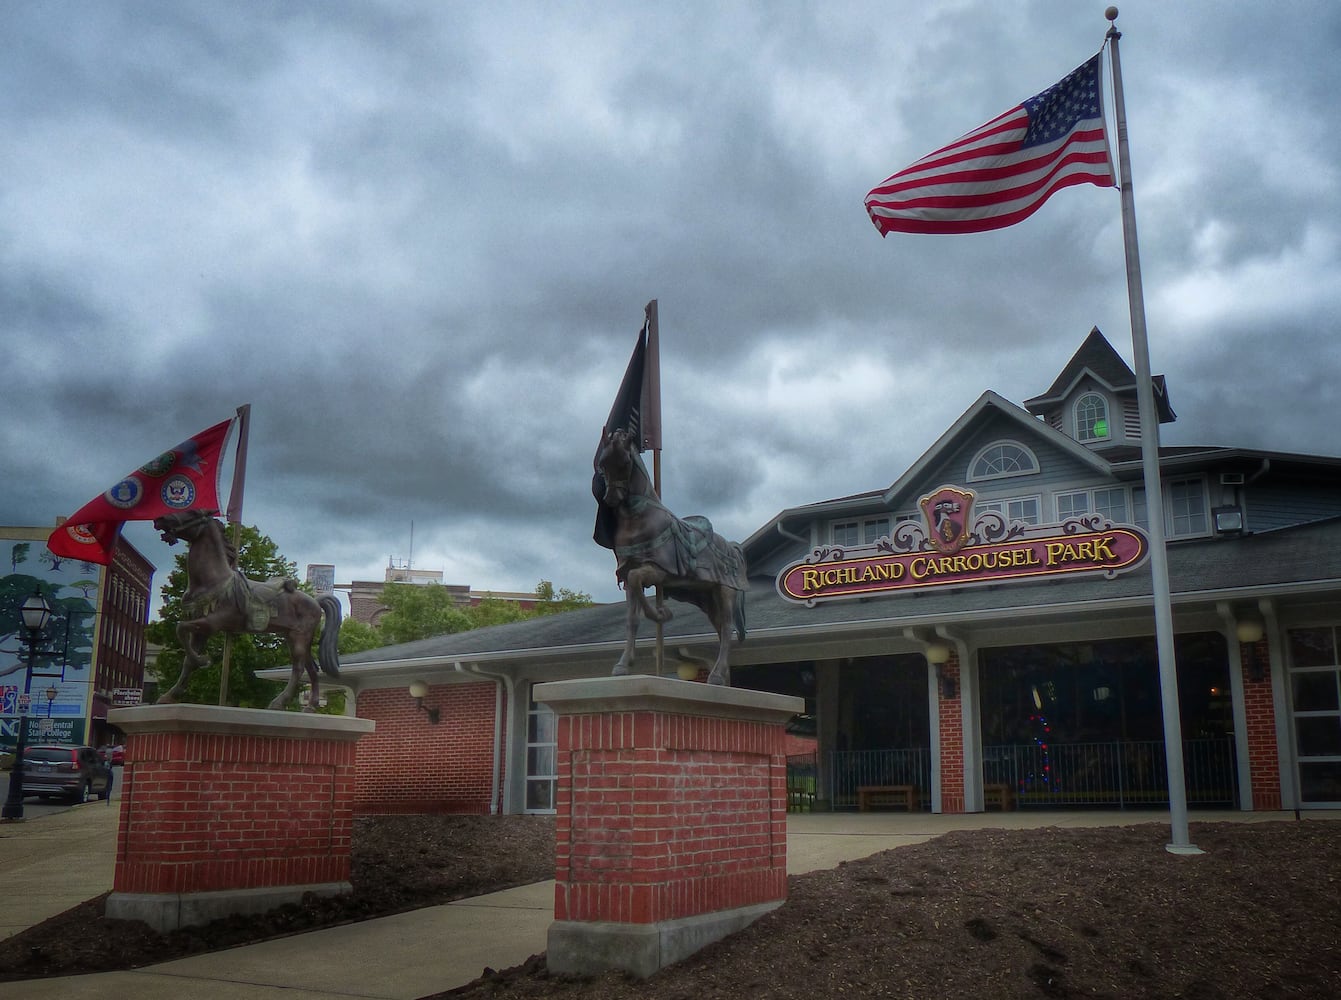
[[776, 485, 1150, 605]]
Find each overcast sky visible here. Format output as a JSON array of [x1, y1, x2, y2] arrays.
[[3, 1, 1337, 618]]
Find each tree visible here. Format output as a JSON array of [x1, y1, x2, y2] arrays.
[[336, 618, 383, 656], [372, 578, 595, 645], [531, 579, 594, 616], [146, 522, 301, 709], [10, 542, 29, 573], [375, 583, 473, 644]]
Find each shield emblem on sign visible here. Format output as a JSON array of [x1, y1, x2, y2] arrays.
[[920, 486, 976, 555]]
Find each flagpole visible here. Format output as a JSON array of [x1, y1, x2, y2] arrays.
[[219, 404, 250, 707], [644, 301, 666, 677], [1105, 8, 1199, 854]]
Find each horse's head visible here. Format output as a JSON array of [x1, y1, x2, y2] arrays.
[[596, 428, 638, 507], [153, 509, 219, 545]]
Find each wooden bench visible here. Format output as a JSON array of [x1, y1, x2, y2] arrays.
[[983, 783, 1016, 811], [857, 785, 918, 812]]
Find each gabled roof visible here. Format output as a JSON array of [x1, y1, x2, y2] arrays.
[[1025, 326, 1135, 404], [1024, 327, 1176, 423], [881, 390, 1111, 508]]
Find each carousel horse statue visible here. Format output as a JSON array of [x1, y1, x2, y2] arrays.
[[594, 427, 747, 685], [152, 509, 342, 711]]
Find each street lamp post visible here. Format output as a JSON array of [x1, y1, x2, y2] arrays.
[[2, 591, 52, 822]]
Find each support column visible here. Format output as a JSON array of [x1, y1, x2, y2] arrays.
[[106, 704, 374, 931], [536, 676, 803, 979]]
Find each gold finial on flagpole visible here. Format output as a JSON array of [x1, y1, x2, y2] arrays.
[[1105, 5, 1118, 20]]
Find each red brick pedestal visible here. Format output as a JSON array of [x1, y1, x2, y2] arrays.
[[535, 676, 804, 978], [105, 704, 374, 931]]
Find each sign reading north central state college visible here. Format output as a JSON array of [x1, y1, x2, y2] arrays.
[[776, 484, 1150, 606]]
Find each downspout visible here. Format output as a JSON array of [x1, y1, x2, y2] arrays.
[[455, 661, 514, 815], [776, 520, 810, 546]]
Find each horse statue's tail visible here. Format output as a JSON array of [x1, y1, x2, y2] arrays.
[[318, 594, 342, 677], [734, 589, 747, 643]]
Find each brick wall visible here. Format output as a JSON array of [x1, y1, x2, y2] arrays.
[[553, 707, 788, 926], [937, 653, 964, 813], [114, 728, 357, 895], [1241, 639, 1282, 810], [354, 681, 501, 814]]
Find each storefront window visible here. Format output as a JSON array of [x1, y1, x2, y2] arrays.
[[1288, 626, 1341, 805], [525, 692, 557, 813]]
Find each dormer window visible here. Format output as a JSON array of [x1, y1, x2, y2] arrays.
[[969, 441, 1039, 482], [1076, 393, 1110, 442]]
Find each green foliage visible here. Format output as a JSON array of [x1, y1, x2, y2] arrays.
[[336, 618, 383, 656], [146, 522, 299, 709], [375, 583, 473, 644], [531, 579, 594, 616], [372, 578, 594, 645]]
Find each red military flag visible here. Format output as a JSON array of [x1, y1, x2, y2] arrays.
[[864, 52, 1114, 236], [47, 414, 240, 565]]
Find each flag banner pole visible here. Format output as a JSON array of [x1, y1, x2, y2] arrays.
[[220, 404, 250, 707], [1106, 11, 1198, 854], [645, 300, 666, 677]]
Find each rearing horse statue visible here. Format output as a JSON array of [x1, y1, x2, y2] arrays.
[[594, 427, 747, 685], [153, 510, 342, 711]]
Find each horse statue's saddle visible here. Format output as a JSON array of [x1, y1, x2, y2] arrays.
[[184, 571, 299, 629], [615, 495, 748, 593]]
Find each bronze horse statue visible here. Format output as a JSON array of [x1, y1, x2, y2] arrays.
[[594, 427, 747, 685], [153, 509, 342, 711]]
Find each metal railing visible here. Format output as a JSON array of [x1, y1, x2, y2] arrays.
[[826, 738, 1237, 811], [828, 748, 933, 811], [982, 737, 1238, 808], [786, 752, 818, 812]]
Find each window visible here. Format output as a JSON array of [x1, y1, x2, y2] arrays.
[[979, 496, 1041, 525], [1055, 487, 1131, 524], [969, 441, 1040, 482], [1056, 491, 1090, 520], [525, 693, 557, 813], [1075, 393, 1110, 442], [1132, 478, 1209, 537], [831, 517, 891, 546], [831, 522, 859, 546], [1094, 487, 1129, 524], [1169, 479, 1209, 536]]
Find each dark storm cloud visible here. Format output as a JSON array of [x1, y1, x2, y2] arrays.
[[2, 1, 1337, 612]]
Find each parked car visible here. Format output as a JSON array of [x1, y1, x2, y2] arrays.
[[98, 745, 125, 766], [19, 745, 114, 803]]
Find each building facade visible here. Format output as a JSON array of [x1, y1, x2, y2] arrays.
[[1, 525, 153, 750], [294, 330, 1341, 817]]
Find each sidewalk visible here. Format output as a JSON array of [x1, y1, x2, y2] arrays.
[[1, 801, 1324, 1000]]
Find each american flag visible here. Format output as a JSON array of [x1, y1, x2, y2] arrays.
[[864, 52, 1115, 236]]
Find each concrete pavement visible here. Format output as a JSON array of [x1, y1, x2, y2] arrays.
[[1, 799, 1328, 1000]]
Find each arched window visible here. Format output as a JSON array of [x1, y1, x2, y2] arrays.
[[1075, 393, 1110, 442], [968, 441, 1040, 481]]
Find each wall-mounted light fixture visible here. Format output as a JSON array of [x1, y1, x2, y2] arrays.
[[408, 680, 440, 723], [924, 642, 957, 699], [1212, 505, 1245, 535], [1235, 617, 1266, 682], [674, 648, 710, 682]]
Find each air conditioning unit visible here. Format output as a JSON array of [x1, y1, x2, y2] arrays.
[[1220, 472, 1245, 486]]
